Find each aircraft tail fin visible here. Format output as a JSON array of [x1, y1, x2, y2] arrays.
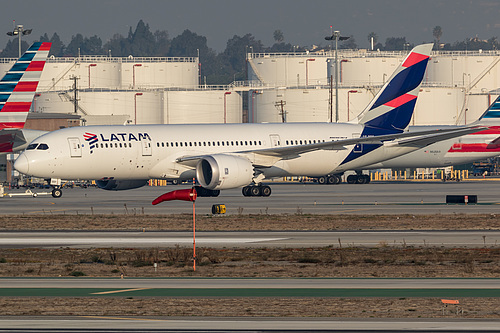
[[357, 43, 433, 135], [475, 94, 500, 124], [0, 42, 51, 130]]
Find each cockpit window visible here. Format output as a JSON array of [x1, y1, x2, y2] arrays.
[[26, 143, 38, 150], [37, 143, 49, 150]]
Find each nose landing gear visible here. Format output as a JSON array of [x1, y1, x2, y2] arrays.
[[51, 187, 62, 198]]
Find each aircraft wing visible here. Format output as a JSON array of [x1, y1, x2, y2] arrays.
[[250, 125, 488, 158], [175, 125, 488, 166], [389, 126, 490, 148]]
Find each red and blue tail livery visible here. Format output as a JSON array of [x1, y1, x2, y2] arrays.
[[340, 43, 433, 166], [0, 42, 51, 130]]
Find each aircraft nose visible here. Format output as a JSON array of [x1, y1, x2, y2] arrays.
[[14, 154, 29, 174]]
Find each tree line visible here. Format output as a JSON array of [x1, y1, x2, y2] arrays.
[[2, 21, 499, 85]]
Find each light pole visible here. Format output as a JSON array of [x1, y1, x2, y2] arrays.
[[6, 22, 32, 58], [325, 30, 350, 122], [306, 58, 315, 86], [133, 64, 142, 89], [224, 92, 231, 123], [88, 64, 97, 88], [134, 93, 143, 124]]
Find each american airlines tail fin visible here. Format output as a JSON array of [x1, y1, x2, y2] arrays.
[[475, 94, 500, 124], [357, 43, 433, 135], [0, 42, 51, 153], [0, 42, 51, 130]]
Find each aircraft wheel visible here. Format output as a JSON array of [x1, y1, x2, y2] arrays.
[[334, 175, 342, 184], [356, 175, 367, 184], [347, 175, 356, 184], [317, 176, 327, 185], [210, 190, 220, 197], [261, 185, 272, 197], [51, 188, 62, 198], [242, 186, 251, 197], [250, 186, 261, 196], [363, 175, 370, 184], [327, 176, 336, 184]]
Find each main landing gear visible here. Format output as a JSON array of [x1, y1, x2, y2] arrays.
[[316, 174, 342, 185], [346, 174, 371, 184], [242, 184, 272, 197]]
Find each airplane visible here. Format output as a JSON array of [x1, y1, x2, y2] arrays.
[[13, 43, 487, 199], [0, 42, 51, 154], [343, 94, 500, 181]]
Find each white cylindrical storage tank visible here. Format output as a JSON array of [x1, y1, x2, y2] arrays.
[[85, 63, 121, 89], [411, 87, 465, 125], [427, 53, 500, 93], [251, 87, 373, 123], [163, 90, 242, 124], [34, 90, 163, 125], [120, 60, 198, 89], [37, 57, 199, 91], [248, 55, 329, 86], [334, 57, 403, 86]]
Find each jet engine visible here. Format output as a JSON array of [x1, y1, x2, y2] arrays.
[[196, 154, 254, 190], [96, 179, 148, 191]]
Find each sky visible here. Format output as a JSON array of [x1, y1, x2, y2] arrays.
[[2, 0, 500, 52]]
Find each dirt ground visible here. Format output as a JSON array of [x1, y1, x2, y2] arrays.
[[0, 213, 499, 319], [0, 213, 499, 231], [1, 297, 498, 319]]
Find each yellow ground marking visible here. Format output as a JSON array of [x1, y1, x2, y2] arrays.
[[91, 288, 151, 295]]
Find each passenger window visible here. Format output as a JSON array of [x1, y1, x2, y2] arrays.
[[27, 143, 38, 150], [189, 142, 192, 147], [235, 141, 238, 146]]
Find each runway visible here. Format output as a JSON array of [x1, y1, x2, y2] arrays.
[[2, 180, 500, 215], [1, 230, 500, 248], [0, 317, 499, 332], [2, 277, 499, 289]]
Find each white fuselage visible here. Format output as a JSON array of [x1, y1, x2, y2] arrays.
[[15, 123, 426, 184]]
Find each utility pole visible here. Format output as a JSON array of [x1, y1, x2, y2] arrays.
[[70, 76, 79, 114], [275, 100, 287, 123]]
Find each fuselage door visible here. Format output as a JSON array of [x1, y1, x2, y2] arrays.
[[68, 137, 82, 157], [142, 140, 152, 156], [269, 134, 281, 147]]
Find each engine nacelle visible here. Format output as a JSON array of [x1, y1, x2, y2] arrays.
[[96, 179, 148, 191], [196, 154, 253, 190]]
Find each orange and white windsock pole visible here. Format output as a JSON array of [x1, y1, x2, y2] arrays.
[[152, 187, 198, 271]]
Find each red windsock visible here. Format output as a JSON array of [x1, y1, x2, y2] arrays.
[[152, 188, 197, 205]]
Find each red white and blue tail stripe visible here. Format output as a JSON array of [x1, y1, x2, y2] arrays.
[[0, 42, 51, 130]]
